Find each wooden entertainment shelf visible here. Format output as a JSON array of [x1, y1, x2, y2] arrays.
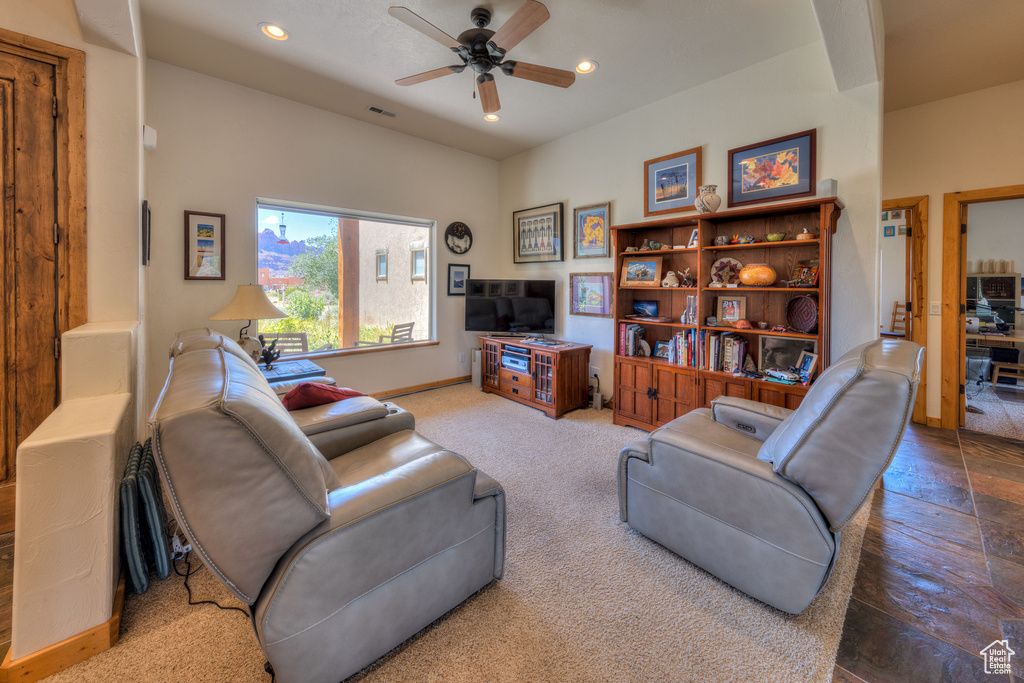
[[480, 336, 592, 418], [612, 197, 843, 431]]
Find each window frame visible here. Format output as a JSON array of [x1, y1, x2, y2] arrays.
[[376, 248, 389, 281], [255, 197, 437, 358]]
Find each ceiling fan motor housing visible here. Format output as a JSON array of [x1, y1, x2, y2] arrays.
[[470, 7, 491, 28]]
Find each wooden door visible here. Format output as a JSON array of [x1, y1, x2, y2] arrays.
[[614, 358, 653, 425], [481, 339, 500, 388], [652, 366, 696, 426], [0, 49, 61, 532], [701, 374, 750, 408]]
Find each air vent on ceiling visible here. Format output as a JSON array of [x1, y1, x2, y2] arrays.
[[368, 106, 398, 118]]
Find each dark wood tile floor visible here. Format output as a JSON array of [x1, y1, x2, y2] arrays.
[[835, 423, 1024, 682]]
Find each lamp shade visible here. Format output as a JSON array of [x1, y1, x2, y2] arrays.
[[210, 285, 287, 322]]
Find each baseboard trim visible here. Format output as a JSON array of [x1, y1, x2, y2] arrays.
[[926, 416, 942, 429], [0, 573, 125, 682], [371, 376, 471, 400]]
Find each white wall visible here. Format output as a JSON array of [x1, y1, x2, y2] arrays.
[[498, 41, 883, 394], [144, 61, 499, 412], [965, 198, 1024, 276], [883, 78, 1024, 419]]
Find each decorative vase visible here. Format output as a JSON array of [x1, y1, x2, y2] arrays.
[[739, 263, 777, 287], [694, 185, 722, 214]]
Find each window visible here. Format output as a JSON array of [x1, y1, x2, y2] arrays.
[[256, 200, 434, 354]]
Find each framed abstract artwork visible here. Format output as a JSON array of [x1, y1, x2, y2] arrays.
[[184, 210, 225, 280], [569, 273, 613, 317], [644, 146, 702, 217], [513, 202, 563, 263], [727, 129, 816, 208], [573, 202, 611, 259]]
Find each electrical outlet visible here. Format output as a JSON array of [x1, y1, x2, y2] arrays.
[[590, 365, 600, 378], [929, 302, 940, 315], [458, 352, 466, 363]]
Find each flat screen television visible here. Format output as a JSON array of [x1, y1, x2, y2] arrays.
[[465, 279, 556, 334]]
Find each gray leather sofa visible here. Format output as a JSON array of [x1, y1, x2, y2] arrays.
[[152, 330, 506, 682], [618, 338, 923, 614]]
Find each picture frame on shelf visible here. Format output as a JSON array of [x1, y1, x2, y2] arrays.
[[569, 272, 613, 317], [447, 263, 470, 296], [513, 202, 563, 263], [686, 228, 699, 249], [758, 336, 818, 373], [727, 129, 816, 208], [620, 256, 663, 287], [644, 146, 702, 217], [716, 295, 747, 326], [573, 202, 611, 259], [184, 210, 226, 280], [653, 341, 671, 359], [797, 350, 819, 381], [788, 261, 819, 287], [633, 300, 658, 317]]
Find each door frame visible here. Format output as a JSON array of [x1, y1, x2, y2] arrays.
[[882, 196, 928, 425], [941, 184, 1024, 429], [0, 29, 86, 532]]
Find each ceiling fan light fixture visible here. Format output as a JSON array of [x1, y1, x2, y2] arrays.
[[575, 60, 598, 74], [259, 23, 289, 40], [484, 113, 500, 122]]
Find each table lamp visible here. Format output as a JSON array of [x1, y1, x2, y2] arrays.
[[209, 284, 287, 362]]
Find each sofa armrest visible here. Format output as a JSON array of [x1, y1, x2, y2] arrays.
[[710, 396, 792, 441], [299, 401, 415, 459]]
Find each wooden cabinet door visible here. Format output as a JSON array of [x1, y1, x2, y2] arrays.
[[481, 340, 500, 388], [532, 351, 555, 406], [755, 384, 805, 410], [614, 358, 653, 424], [653, 366, 697, 426], [701, 374, 750, 408]]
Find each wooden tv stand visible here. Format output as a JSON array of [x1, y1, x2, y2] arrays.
[[480, 336, 593, 418]]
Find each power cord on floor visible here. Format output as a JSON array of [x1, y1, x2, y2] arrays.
[[172, 551, 250, 617]]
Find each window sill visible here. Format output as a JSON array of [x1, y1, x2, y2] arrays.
[[280, 339, 439, 360]]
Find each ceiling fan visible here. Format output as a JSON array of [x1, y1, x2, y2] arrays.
[[389, 1, 575, 115]]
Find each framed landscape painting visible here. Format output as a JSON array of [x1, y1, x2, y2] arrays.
[[514, 202, 564, 263], [573, 202, 611, 259], [620, 256, 662, 288], [644, 146, 702, 217], [569, 273, 612, 317], [184, 210, 225, 280], [447, 263, 469, 296], [728, 129, 816, 208]]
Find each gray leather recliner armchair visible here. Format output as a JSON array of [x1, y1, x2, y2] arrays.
[[151, 336, 505, 683], [618, 339, 924, 614]]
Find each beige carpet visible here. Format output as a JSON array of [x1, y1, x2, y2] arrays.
[[965, 382, 1024, 440], [49, 384, 867, 682]]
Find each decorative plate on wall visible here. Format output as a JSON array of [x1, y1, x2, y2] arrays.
[[444, 221, 473, 254], [710, 257, 742, 285]]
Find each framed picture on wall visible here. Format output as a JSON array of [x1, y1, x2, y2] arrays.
[[573, 202, 611, 259], [447, 263, 470, 296], [644, 146, 702, 217], [513, 202, 564, 263], [884, 226, 895, 237], [184, 210, 226, 280], [569, 272, 613, 317], [727, 129, 816, 208]]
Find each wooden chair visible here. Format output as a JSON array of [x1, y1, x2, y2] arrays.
[[260, 332, 308, 355], [354, 322, 415, 346], [888, 301, 907, 337]]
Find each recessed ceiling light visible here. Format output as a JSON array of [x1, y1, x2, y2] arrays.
[[259, 23, 289, 40], [575, 60, 598, 74], [484, 114, 500, 122]]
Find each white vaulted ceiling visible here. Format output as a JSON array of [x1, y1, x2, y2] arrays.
[[139, 0, 822, 160]]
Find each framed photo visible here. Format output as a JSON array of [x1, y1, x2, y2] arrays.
[[898, 226, 908, 236], [653, 341, 671, 359], [797, 350, 819, 380], [620, 257, 663, 287], [569, 273, 613, 317], [644, 146, 702, 217], [513, 202, 563, 263], [716, 295, 747, 325], [759, 336, 818, 373], [184, 210, 225, 280], [790, 261, 819, 286], [891, 210, 903, 219], [141, 200, 151, 266], [881, 211, 889, 220], [447, 263, 470, 296], [633, 300, 658, 317], [727, 129, 816, 208], [884, 226, 895, 237], [573, 202, 611, 259], [686, 228, 699, 248]]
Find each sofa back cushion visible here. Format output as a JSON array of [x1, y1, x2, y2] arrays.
[[758, 339, 923, 531], [170, 327, 260, 372], [151, 348, 330, 603]]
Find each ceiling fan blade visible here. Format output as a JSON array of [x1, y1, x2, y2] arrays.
[[488, 0, 549, 54], [388, 6, 462, 51], [395, 65, 464, 86], [477, 75, 501, 114], [507, 61, 575, 88]]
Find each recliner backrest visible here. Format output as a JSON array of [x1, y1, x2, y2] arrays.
[[170, 326, 261, 371], [758, 339, 923, 531], [150, 348, 331, 603]]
